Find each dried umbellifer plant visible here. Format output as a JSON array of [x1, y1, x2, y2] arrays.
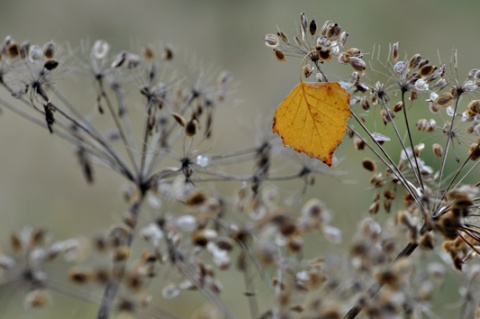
[[1, 9, 480, 319]]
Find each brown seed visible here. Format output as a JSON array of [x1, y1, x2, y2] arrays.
[[273, 48, 286, 62], [113, 246, 130, 262], [392, 101, 403, 112], [24, 290, 51, 309], [419, 64, 436, 78], [362, 158, 376, 172], [383, 198, 392, 213], [7, 43, 19, 58], [44, 59, 59, 71], [43, 42, 55, 59], [349, 57, 366, 71], [186, 191, 207, 206], [408, 54, 421, 70], [354, 135, 365, 150], [318, 48, 332, 61], [360, 98, 370, 111], [381, 108, 395, 125], [10, 233, 21, 252], [468, 142, 480, 161], [467, 100, 480, 118], [309, 19, 317, 36], [68, 267, 92, 284], [419, 232, 435, 250], [163, 46, 174, 60], [171, 112, 186, 127], [434, 93, 454, 107], [143, 45, 156, 61], [185, 118, 198, 137], [323, 21, 341, 40], [277, 31, 289, 43], [392, 42, 399, 62], [303, 64, 313, 78], [369, 200, 380, 215], [432, 143, 443, 157]]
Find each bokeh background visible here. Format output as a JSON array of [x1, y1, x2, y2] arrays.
[[0, 1, 479, 318]]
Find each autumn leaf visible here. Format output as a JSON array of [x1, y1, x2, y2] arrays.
[[273, 81, 351, 166]]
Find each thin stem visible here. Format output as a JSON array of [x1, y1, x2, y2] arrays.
[[400, 91, 426, 192], [433, 94, 461, 212], [95, 194, 145, 319], [103, 80, 140, 177]]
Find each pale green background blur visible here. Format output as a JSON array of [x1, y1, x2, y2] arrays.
[[0, 1, 479, 318]]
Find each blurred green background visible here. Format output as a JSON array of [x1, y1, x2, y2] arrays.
[[0, 0, 479, 318]]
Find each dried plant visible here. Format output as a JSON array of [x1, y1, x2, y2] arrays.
[[1, 11, 480, 319]]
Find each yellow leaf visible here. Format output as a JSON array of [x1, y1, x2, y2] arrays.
[[273, 81, 351, 166]]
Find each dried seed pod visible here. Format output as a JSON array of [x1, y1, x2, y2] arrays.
[[381, 108, 395, 125], [111, 51, 127, 68], [370, 172, 385, 187], [384, 189, 395, 200], [7, 43, 19, 58], [28, 45, 43, 62], [383, 198, 392, 213], [264, 34, 279, 48], [360, 98, 370, 111], [143, 44, 156, 61], [436, 210, 461, 239], [163, 46, 174, 60], [354, 135, 365, 150], [300, 12, 308, 33], [432, 143, 443, 157], [113, 246, 130, 262], [92, 40, 110, 59], [126, 53, 140, 68], [362, 158, 376, 172], [466, 100, 480, 118], [185, 118, 199, 137], [417, 118, 436, 132], [43, 42, 56, 59], [392, 101, 403, 112], [419, 64, 436, 78], [468, 142, 480, 161], [408, 53, 422, 70], [186, 191, 206, 206], [418, 59, 429, 69], [44, 59, 59, 71], [369, 200, 380, 215], [277, 30, 289, 43], [303, 64, 313, 78], [273, 48, 286, 62], [68, 267, 92, 284], [419, 232, 435, 250], [393, 61, 407, 74], [340, 31, 348, 47], [392, 42, 399, 62], [19, 41, 30, 59], [323, 21, 341, 40], [409, 90, 418, 101], [24, 290, 51, 309], [309, 19, 317, 35], [318, 48, 332, 61], [171, 112, 185, 126], [414, 143, 425, 157]]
